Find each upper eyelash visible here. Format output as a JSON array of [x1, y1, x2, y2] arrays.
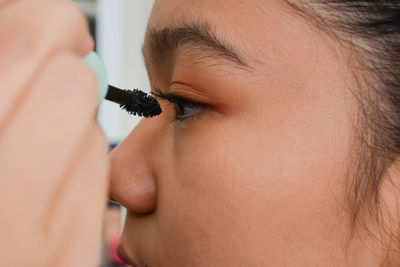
[[151, 87, 207, 122], [151, 87, 206, 107], [151, 87, 182, 103]]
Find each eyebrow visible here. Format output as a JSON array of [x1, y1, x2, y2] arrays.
[[143, 22, 252, 71]]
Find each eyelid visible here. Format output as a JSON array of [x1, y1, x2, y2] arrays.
[[168, 82, 212, 103], [151, 87, 208, 106]]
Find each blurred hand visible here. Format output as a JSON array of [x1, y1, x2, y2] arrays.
[[0, 1, 109, 266]]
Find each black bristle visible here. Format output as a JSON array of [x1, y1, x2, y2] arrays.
[[120, 89, 162, 118]]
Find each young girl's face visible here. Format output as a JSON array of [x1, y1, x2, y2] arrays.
[[109, 0, 371, 266]]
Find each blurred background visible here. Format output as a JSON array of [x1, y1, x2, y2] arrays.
[[74, 0, 155, 266]]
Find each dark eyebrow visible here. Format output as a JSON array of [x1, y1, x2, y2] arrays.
[[143, 22, 252, 70]]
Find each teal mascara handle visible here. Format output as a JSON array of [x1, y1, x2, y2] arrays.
[[84, 51, 109, 103]]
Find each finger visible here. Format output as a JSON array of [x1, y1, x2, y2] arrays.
[[0, 0, 93, 57], [0, 0, 94, 126], [0, 123, 109, 266], [0, 0, 17, 9], [44, 123, 109, 267], [0, 52, 99, 211]]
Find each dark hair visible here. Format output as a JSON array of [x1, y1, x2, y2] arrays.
[[283, 0, 400, 264]]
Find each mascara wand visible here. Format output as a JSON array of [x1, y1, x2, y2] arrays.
[[105, 85, 161, 118], [84, 51, 162, 118]]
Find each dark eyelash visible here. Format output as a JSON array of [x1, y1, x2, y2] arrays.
[[151, 87, 207, 122], [151, 87, 185, 104]]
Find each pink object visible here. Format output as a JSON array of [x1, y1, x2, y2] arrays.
[[112, 235, 125, 264]]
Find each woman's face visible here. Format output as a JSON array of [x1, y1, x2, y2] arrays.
[[109, 0, 367, 266]]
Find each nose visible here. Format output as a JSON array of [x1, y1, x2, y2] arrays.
[[109, 119, 159, 215]]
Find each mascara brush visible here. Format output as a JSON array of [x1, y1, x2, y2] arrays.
[[105, 85, 161, 118], [84, 51, 162, 118]]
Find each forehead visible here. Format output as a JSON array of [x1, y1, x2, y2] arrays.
[[147, 0, 298, 61], [150, 0, 269, 22], [149, 0, 283, 29]]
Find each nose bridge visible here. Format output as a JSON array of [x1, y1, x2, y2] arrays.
[[109, 117, 164, 215]]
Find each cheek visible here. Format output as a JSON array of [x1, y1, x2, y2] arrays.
[[160, 102, 353, 260]]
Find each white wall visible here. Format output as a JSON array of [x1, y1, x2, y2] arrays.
[[96, 0, 155, 144]]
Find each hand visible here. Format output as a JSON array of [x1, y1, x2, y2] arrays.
[[0, 1, 109, 266]]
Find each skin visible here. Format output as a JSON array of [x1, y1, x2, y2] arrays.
[[110, 0, 395, 266], [1, 0, 398, 265], [0, 0, 109, 266]]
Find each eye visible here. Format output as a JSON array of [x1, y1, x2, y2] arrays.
[[151, 88, 207, 122], [173, 98, 206, 121]]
